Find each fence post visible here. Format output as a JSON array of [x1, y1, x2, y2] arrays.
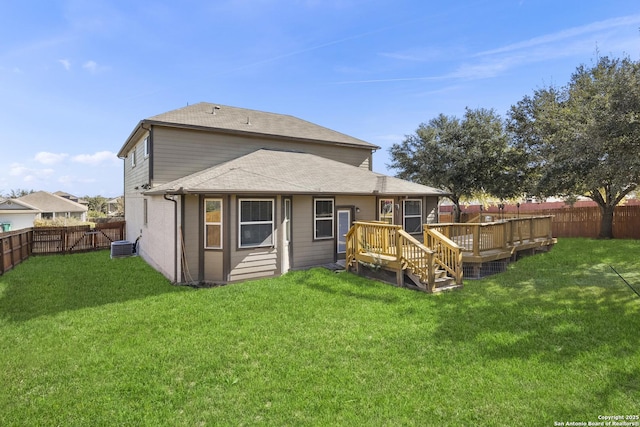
[[0, 235, 6, 275]]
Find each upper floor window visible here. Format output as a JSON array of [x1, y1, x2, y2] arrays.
[[130, 150, 136, 168], [239, 199, 274, 248], [143, 137, 149, 159], [204, 199, 222, 249], [403, 199, 422, 233], [314, 198, 334, 239]]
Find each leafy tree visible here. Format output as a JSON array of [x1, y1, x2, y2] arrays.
[[507, 56, 640, 238], [389, 107, 518, 222], [83, 195, 108, 215], [6, 189, 34, 198]]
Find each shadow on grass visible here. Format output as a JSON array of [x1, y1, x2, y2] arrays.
[[293, 268, 403, 305], [0, 251, 189, 322], [423, 239, 640, 416]]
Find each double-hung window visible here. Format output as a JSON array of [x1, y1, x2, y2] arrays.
[[204, 199, 222, 249], [239, 199, 274, 248], [314, 198, 334, 239], [130, 150, 136, 168], [403, 199, 422, 233]]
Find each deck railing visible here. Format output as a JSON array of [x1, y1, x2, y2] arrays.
[[346, 221, 461, 291], [426, 215, 554, 256]]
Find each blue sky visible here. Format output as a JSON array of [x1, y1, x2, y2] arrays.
[[1, 0, 639, 198]]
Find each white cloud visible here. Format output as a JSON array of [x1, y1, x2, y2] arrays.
[[9, 163, 55, 182], [71, 151, 119, 166], [83, 60, 98, 73], [9, 163, 29, 177], [58, 59, 71, 70], [34, 151, 69, 165], [379, 47, 446, 63], [475, 14, 640, 57], [338, 13, 640, 85]]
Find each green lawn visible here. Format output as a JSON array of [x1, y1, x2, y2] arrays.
[[0, 239, 639, 426]]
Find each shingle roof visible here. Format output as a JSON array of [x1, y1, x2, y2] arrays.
[[147, 149, 447, 196], [16, 191, 88, 213], [118, 103, 378, 158], [149, 102, 377, 148]]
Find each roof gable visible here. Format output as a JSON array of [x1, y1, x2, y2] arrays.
[[148, 149, 446, 196], [0, 198, 41, 212], [119, 102, 378, 157]]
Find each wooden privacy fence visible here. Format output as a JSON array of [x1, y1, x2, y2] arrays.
[[0, 222, 125, 276], [439, 205, 640, 239]]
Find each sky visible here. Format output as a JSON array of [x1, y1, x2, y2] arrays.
[[1, 0, 639, 198]]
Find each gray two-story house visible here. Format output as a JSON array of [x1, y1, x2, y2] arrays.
[[117, 102, 446, 285]]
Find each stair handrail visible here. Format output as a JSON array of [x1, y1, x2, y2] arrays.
[[397, 229, 436, 288], [424, 227, 463, 286], [345, 225, 357, 268]]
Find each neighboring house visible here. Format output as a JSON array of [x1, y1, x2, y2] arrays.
[[54, 191, 89, 207], [107, 197, 124, 216], [117, 102, 446, 284], [0, 198, 41, 231], [17, 191, 88, 222]]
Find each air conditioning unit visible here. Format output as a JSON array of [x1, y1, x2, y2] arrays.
[[111, 240, 133, 258]]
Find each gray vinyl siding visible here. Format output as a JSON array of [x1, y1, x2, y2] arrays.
[[425, 196, 439, 224], [290, 195, 334, 268], [182, 194, 200, 283], [123, 133, 150, 194], [152, 127, 372, 185], [335, 195, 376, 222], [204, 251, 224, 282]]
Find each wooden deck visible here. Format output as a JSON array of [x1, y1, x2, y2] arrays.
[[426, 216, 556, 264], [345, 216, 556, 289]]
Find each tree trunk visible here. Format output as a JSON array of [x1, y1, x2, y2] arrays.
[[598, 204, 615, 239], [453, 201, 462, 223]]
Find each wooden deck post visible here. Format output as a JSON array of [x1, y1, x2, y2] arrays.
[[396, 269, 404, 287], [473, 225, 481, 256], [502, 221, 508, 249], [529, 218, 535, 242]]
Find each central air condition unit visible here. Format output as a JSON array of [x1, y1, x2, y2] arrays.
[[111, 240, 133, 258]]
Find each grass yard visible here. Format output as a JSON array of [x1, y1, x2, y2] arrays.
[[0, 238, 639, 426]]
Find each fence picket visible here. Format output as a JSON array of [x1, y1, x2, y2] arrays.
[[439, 205, 640, 239], [0, 222, 125, 275]]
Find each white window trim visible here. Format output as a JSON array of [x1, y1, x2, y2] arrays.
[[238, 198, 275, 248], [130, 150, 136, 168], [403, 199, 423, 234], [314, 198, 334, 240], [143, 137, 149, 159], [204, 198, 223, 249]]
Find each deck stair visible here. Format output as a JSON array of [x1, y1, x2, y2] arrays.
[[345, 221, 463, 293], [345, 216, 556, 289]]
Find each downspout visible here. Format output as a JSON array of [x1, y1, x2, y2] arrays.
[[164, 193, 178, 283]]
